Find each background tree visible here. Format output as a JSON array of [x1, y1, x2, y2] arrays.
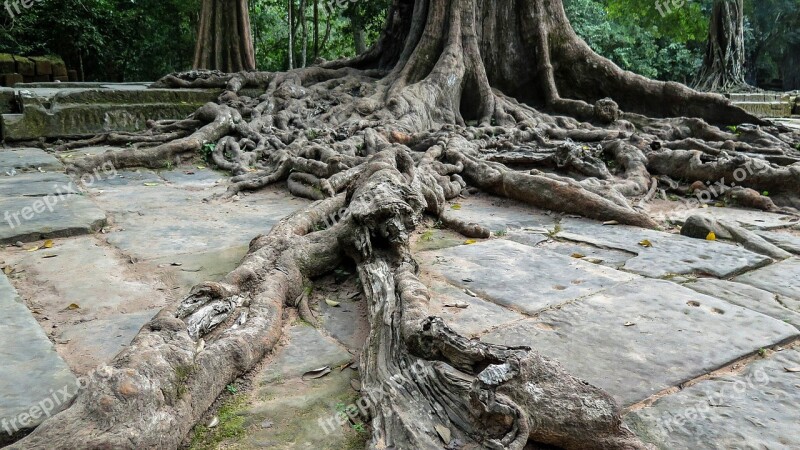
[[694, 0, 750, 91], [193, 0, 256, 72]]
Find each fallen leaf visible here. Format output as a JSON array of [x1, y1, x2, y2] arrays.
[[143, 182, 160, 187], [638, 240, 652, 248], [706, 231, 717, 241], [207, 416, 219, 428], [66, 303, 80, 310], [260, 420, 273, 429], [785, 367, 800, 373], [463, 239, 477, 245], [435, 424, 451, 445], [450, 203, 462, 210], [464, 288, 477, 297], [350, 379, 362, 392], [571, 253, 586, 259], [197, 165, 206, 169], [26, 246, 40, 252], [3, 266, 13, 275], [325, 298, 341, 307], [43, 239, 54, 248], [302, 366, 331, 380], [42, 254, 58, 259], [603, 220, 619, 226], [624, 322, 636, 327]]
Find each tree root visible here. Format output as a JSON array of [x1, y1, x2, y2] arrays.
[[26, 0, 800, 448]]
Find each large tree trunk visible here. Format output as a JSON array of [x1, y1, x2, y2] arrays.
[[694, 0, 750, 92], [15, 0, 799, 449], [193, 0, 256, 72]]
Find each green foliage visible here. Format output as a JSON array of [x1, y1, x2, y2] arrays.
[[564, 0, 705, 82]]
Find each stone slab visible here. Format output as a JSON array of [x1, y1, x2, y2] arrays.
[[159, 167, 224, 189], [0, 272, 76, 442], [734, 258, 800, 302], [558, 218, 772, 278], [626, 348, 800, 450], [0, 172, 75, 197], [504, 231, 550, 248], [261, 323, 352, 383], [537, 239, 634, 269], [444, 195, 555, 232], [0, 149, 62, 174], [56, 310, 158, 374], [482, 279, 799, 406], [240, 370, 364, 450], [425, 278, 525, 337], [685, 278, 800, 329], [317, 292, 369, 352], [670, 206, 800, 230], [0, 194, 106, 244], [101, 185, 307, 260], [425, 240, 637, 315], [756, 230, 800, 255]]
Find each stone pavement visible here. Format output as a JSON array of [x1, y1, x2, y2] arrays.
[[1, 145, 799, 449]]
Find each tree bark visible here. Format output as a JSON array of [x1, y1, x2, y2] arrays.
[[193, 0, 256, 72], [17, 1, 799, 449], [694, 0, 750, 92]]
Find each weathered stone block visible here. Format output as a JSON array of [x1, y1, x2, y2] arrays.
[[0, 53, 15, 73], [13, 56, 34, 76], [0, 87, 15, 114], [2, 73, 23, 87], [29, 56, 52, 75]]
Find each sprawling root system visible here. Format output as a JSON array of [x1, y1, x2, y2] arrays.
[[15, 1, 799, 449]]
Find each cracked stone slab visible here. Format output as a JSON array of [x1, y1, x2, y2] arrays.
[[0, 272, 76, 442], [0, 172, 76, 197], [537, 239, 634, 269], [670, 206, 800, 230], [56, 310, 159, 374], [424, 239, 637, 315], [159, 167, 224, 188], [685, 278, 800, 329], [504, 231, 550, 248], [445, 194, 555, 232], [482, 279, 799, 406], [626, 348, 800, 450], [316, 291, 369, 352], [261, 322, 352, 383], [755, 230, 800, 255], [425, 278, 525, 337], [734, 258, 800, 302], [101, 186, 307, 260], [0, 148, 63, 174], [558, 218, 772, 278], [0, 194, 106, 244]]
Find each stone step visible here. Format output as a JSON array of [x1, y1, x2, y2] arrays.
[[1, 83, 220, 141], [0, 270, 76, 445], [730, 101, 793, 118]]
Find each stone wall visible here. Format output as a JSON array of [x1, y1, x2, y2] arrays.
[[0, 54, 75, 87]]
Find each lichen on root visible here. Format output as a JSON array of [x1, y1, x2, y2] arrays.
[[19, 0, 800, 449]]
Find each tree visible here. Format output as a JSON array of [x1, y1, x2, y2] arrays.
[[16, 1, 799, 449], [694, 0, 751, 91], [193, 0, 257, 72]]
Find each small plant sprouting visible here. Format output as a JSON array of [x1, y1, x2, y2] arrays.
[[758, 348, 767, 357], [226, 384, 238, 394], [494, 229, 507, 237], [421, 230, 434, 241], [200, 142, 216, 162]]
